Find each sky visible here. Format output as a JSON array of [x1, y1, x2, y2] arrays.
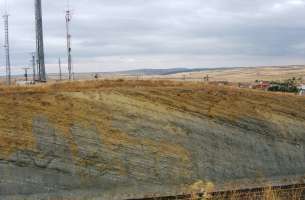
[[1, 0, 305, 75]]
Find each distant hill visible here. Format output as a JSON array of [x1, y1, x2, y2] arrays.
[[112, 68, 198, 75], [112, 67, 253, 76], [32, 65, 305, 83], [108, 65, 305, 76]]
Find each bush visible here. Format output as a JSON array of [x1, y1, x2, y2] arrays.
[[268, 78, 300, 93]]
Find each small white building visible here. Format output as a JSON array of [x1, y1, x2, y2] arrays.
[[299, 85, 305, 96]]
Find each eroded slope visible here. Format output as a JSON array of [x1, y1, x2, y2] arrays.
[[0, 80, 304, 199]]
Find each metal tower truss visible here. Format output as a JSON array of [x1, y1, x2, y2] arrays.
[[3, 13, 11, 85], [35, 0, 46, 82], [66, 8, 73, 80]]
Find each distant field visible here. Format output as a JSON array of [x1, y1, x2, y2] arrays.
[[159, 66, 305, 83], [2, 65, 305, 84]]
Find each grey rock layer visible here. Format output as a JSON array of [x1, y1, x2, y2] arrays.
[[0, 90, 305, 200]]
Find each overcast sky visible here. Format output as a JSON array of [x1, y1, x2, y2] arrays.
[[1, 0, 305, 75]]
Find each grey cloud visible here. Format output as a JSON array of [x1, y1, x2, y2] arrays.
[[0, 0, 305, 74]]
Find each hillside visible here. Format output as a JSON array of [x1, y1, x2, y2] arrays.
[[0, 80, 305, 200]]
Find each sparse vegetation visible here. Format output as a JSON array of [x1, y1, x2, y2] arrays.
[[188, 183, 305, 200], [268, 77, 300, 93]]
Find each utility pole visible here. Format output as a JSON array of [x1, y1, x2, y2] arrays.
[[31, 52, 36, 82], [66, 1, 73, 81], [35, 0, 46, 82], [22, 67, 31, 82], [204, 74, 210, 82], [58, 57, 62, 81], [3, 9, 11, 85]]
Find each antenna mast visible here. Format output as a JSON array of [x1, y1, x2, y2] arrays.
[[35, 0, 46, 82], [3, 4, 11, 85], [66, 0, 73, 80]]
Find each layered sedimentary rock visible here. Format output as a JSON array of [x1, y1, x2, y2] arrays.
[[0, 80, 305, 199]]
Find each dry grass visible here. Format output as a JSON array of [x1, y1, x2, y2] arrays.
[[0, 79, 186, 94], [0, 80, 305, 184], [188, 180, 305, 200], [0, 80, 196, 167], [187, 185, 305, 200], [0, 79, 304, 138]]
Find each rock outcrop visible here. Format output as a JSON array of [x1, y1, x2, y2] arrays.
[[0, 80, 304, 199]]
